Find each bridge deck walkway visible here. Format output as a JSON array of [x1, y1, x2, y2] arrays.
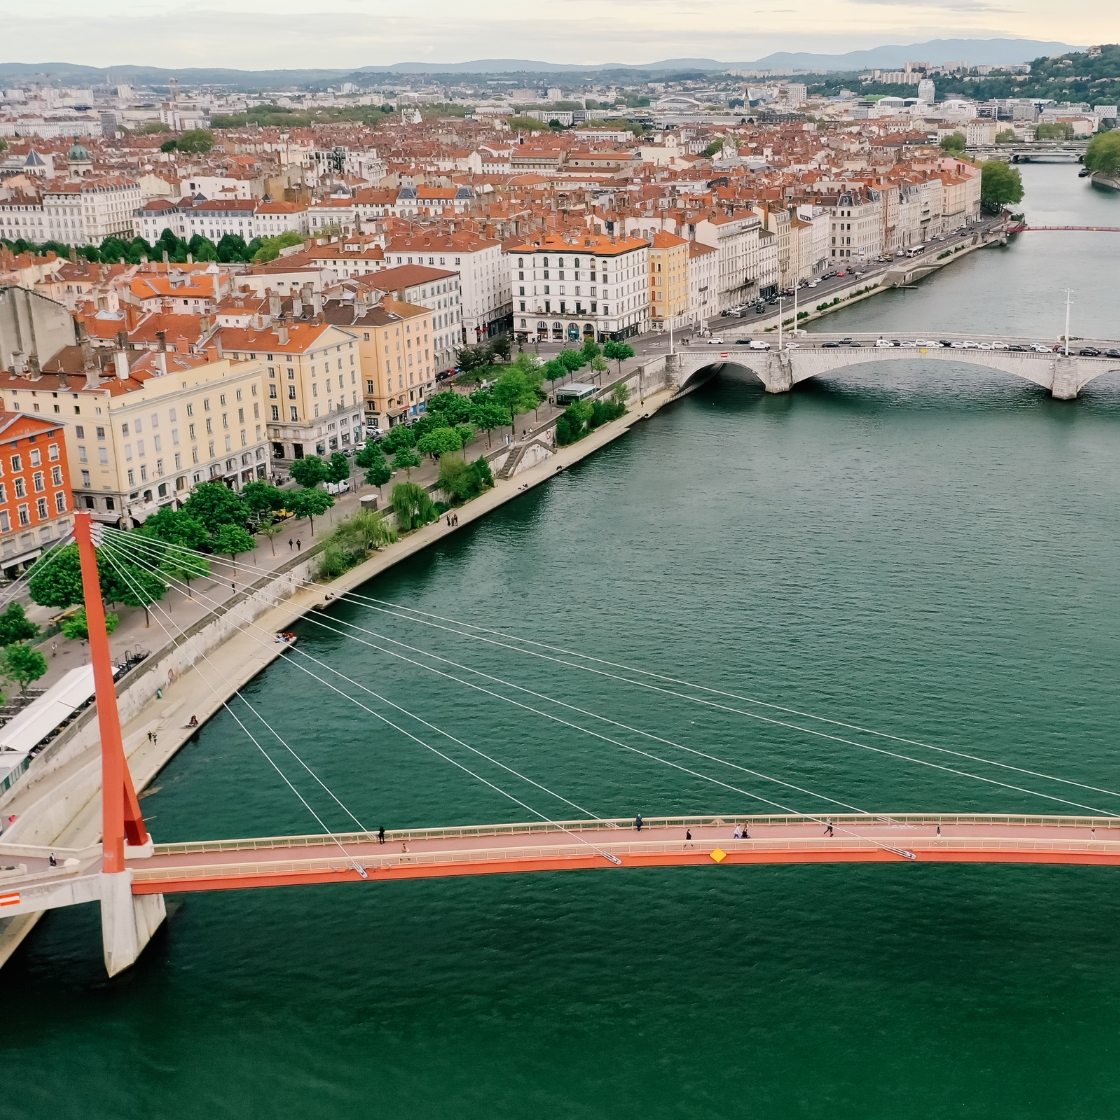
[[124, 815, 1120, 894]]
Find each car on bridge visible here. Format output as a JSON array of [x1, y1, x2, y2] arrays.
[[1031, 344, 1051, 353], [1079, 347, 1102, 357], [748, 340, 771, 350], [707, 337, 724, 344], [1107, 349, 1120, 359]]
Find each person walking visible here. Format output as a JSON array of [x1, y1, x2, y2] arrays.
[[634, 813, 643, 832], [48, 853, 57, 867], [289, 538, 294, 551], [296, 539, 302, 552], [824, 818, 833, 837], [378, 826, 386, 844], [733, 823, 742, 840], [685, 828, 692, 841]]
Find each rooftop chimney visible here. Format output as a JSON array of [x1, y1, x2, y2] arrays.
[[292, 295, 303, 318], [27, 354, 41, 382], [77, 319, 95, 373], [156, 329, 167, 352], [162, 249, 170, 264], [277, 325, 289, 345], [268, 290, 281, 319], [115, 345, 130, 380]]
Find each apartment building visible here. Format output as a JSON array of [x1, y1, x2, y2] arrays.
[[136, 195, 307, 246], [213, 321, 362, 464], [0, 412, 73, 575], [648, 231, 690, 328], [0, 344, 269, 524], [688, 240, 718, 329], [1, 176, 140, 247], [385, 231, 507, 342], [509, 231, 651, 344], [323, 294, 436, 431], [353, 263, 462, 372], [829, 190, 884, 263], [685, 209, 766, 312]]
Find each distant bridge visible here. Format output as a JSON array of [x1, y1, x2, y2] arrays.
[[1007, 224, 1120, 233], [672, 332, 1120, 400]]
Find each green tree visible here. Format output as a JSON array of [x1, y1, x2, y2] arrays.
[[380, 425, 416, 453], [28, 544, 86, 608], [252, 230, 304, 263], [1085, 131, 1120, 175], [139, 506, 209, 548], [426, 390, 473, 426], [591, 354, 609, 380], [182, 481, 247, 533], [160, 139, 178, 153], [455, 423, 475, 450], [467, 398, 506, 447], [289, 455, 328, 489], [703, 139, 724, 157], [980, 160, 1025, 211], [326, 452, 351, 486], [456, 343, 491, 375], [939, 132, 967, 152], [355, 442, 392, 492], [417, 427, 462, 458], [0, 602, 38, 647], [995, 128, 1016, 143], [492, 365, 541, 428], [558, 348, 585, 375], [288, 487, 334, 535], [392, 446, 422, 479], [240, 481, 285, 525], [580, 338, 601, 362], [438, 455, 494, 502], [391, 482, 438, 531], [211, 523, 256, 572], [216, 233, 250, 263], [1035, 122, 1075, 141], [176, 128, 214, 154], [603, 340, 635, 374], [105, 562, 167, 627], [0, 642, 48, 693], [60, 608, 119, 641]]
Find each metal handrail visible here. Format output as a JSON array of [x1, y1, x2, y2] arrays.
[[148, 812, 1120, 858]]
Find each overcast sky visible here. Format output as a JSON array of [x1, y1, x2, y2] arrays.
[[0, 0, 1113, 69]]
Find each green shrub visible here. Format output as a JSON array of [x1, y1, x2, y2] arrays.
[[438, 455, 495, 503]]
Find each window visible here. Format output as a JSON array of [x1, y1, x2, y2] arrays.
[[96, 426, 105, 439], [11, 455, 21, 472], [17, 504, 29, 526], [78, 445, 88, 463], [13, 477, 25, 498], [36, 498, 48, 520], [29, 448, 41, 467], [271, 405, 280, 421], [49, 443, 60, 460], [0, 512, 7, 532], [288, 385, 297, 400], [290, 406, 298, 422], [186, 404, 194, 417], [51, 465, 61, 485], [127, 469, 134, 485]]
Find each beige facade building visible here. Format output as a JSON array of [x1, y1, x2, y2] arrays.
[[0, 344, 269, 524], [648, 231, 690, 329]]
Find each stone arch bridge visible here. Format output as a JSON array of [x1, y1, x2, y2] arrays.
[[668, 333, 1120, 401]]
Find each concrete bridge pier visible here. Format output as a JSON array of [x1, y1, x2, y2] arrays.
[[1050, 357, 1082, 400], [100, 867, 166, 977], [759, 351, 794, 394]]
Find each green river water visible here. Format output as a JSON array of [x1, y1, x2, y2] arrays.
[[4, 165, 1120, 1119]]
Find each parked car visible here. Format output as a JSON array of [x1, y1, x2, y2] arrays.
[[325, 479, 351, 496]]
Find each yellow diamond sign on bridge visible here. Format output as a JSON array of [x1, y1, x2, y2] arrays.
[[710, 848, 727, 863]]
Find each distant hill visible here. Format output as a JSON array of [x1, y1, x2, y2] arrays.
[[0, 40, 1085, 88]]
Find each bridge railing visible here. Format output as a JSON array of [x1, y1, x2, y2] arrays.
[[148, 812, 1120, 859]]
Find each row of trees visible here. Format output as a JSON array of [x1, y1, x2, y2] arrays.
[[1, 224, 305, 268], [1085, 131, 1120, 176]]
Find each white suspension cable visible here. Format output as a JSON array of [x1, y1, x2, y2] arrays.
[[99, 540, 370, 876], [106, 528, 870, 815], [106, 525, 1120, 808], [103, 537, 624, 866], [106, 533, 920, 858]]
